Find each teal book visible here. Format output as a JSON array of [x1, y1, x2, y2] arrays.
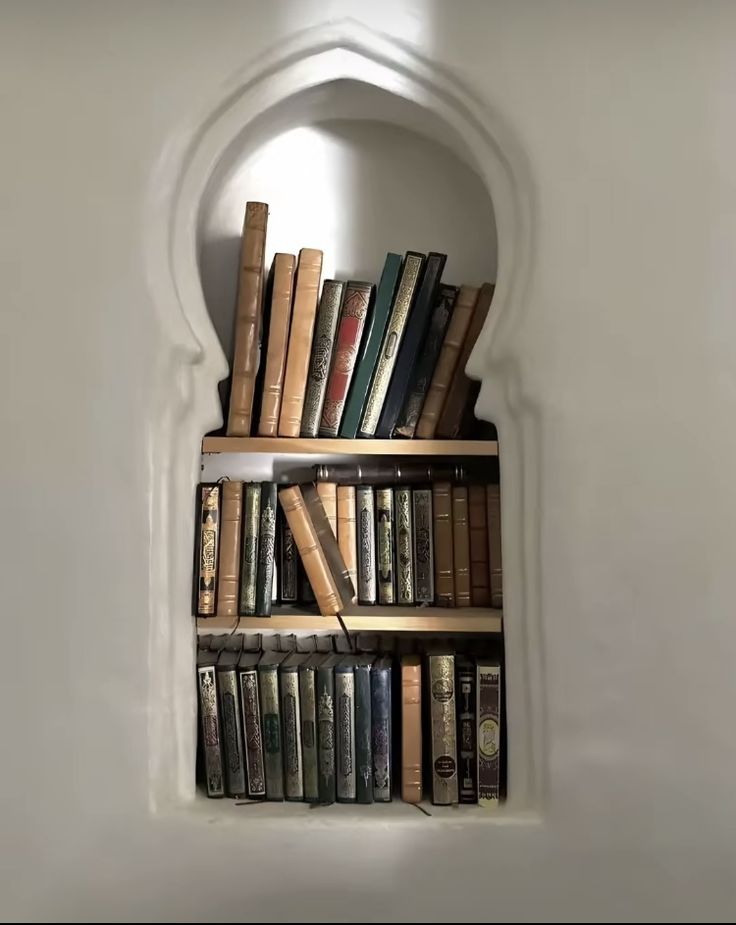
[[339, 253, 403, 439]]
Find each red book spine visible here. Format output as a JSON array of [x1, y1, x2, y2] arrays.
[[319, 282, 374, 437]]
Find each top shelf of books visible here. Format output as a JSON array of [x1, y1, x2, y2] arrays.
[[202, 437, 498, 457]]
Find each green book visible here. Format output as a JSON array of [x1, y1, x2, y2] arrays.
[[339, 253, 403, 439]]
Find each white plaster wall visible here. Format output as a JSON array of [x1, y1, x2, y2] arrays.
[[2, 1, 736, 921]]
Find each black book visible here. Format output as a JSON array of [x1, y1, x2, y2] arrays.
[[252, 259, 276, 434], [316, 653, 340, 804], [197, 644, 224, 798], [216, 637, 247, 798], [371, 656, 392, 802], [335, 658, 356, 803], [457, 656, 477, 803], [255, 483, 277, 616], [258, 650, 289, 800], [300, 653, 321, 802], [238, 649, 266, 800], [354, 657, 374, 804]]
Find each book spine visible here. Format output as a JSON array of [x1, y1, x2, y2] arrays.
[[279, 512, 298, 602], [238, 483, 260, 615], [394, 285, 458, 438], [257, 253, 296, 436], [477, 662, 502, 806], [227, 201, 268, 436], [356, 487, 377, 605], [340, 254, 403, 439], [255, 482, 277, 616], [300, 280, 345, 437], [376, 487, 396, 605], [239, 668, 266, 799], [316, 481, 337, 536], [371, 665, 392, 802], [335, 667, 356, 802], [302, 483, 353, 610], [487, 484, 503, 608], [469, 484, 491, 606], [280, 669, 304, 800], [428, 654, 459, 805], [315, 463, 462, 485], [354, 664, 373, 804], [197, 665, 224, 797], [216, 482, 243, 617], [415, 285, 479, 439], [432, 482, 455, 607], [217, 668, 246, 797], [299, 667, 318, 802], [258, 666, 284, 800], [394, 487, 414, 605], [457, 659, 477, 803], [319, 281, 375, 436], [412, 489, 435, 603], [452, 486, 472, 607], [358, 253, 425, 437], [336, 486, 358, 602], [278, 248, 324, 437], [299, 562, 316, 605], [401, 656, 422, 804], [196, 484, 220, 616], [317, 665, 336, 804]]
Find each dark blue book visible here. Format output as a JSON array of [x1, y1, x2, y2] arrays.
[[354, 658, 374, 804], [371, 657, 393, 801]]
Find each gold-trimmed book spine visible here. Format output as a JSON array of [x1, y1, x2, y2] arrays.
[[428, 654, 459, 805], [279, 514, 298, 603], [280, 667, 304, 801], [432, 482, 455, 607], [401, 655, 422, 804], [356, 487, 376, 605], [238, 483, 260, 615], [452, 486, 472, 607], [469, 484, 491, 606], [376, 487, 396, 605], [477, 661, 502, 807], [257, 252, 296, 437], [197, 665, 224, 797], [316, 481, 338, 536], [395, 487, 414, 605], [412, 488, 434, 603], [301, 280, 345, 437], [196, 484, 220, 616], [216, 481, 243, 617]]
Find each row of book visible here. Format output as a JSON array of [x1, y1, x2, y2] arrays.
[[194, 464, 503, 616], [197, 632, 503, 805], [224, 201, 496, 441]]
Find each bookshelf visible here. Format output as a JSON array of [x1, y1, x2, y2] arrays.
[[202, 437, 498, 456]]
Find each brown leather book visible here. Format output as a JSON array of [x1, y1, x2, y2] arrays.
[[278, 485, 341, 616], [432, 482, 455, 607], [257, 253, 296, 437], [302, 484, 355, 606], [415, 285, 479, 439], [487, 484, 503, 608], [216, 481, 243, 616], [316, 482, 337, 536], [278, 249, 324, 437], [401, 655, 423, 804], [314, 463, 466, 485], [227, 202, 268, 436], [452, 486, 471, 607], [469, 484, 491, 606], [436, 283, 495, 439], [336, 486, 358, 601]]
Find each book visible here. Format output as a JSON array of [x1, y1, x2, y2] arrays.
[[336, 486, 358, 602], [216, 639, 247, 797], [299, 654, 320, 802], [300, 280, 345, 437], [432, 482, 455, 607], [279, 510, 298, 602], [238, 649, 266, 799], [456, 657, 477, 803], [239, 483, 260, 615], [469, 484, 491, 606], [354, 658, 373, 804], [477, 661, 501, 806], [216, 481, 243, 617], [315, 481, 337, 536], [371, 657, 392, 802], [452, 486, 471, 607], [278, 248, 324, 437], [340, 254, 403, 438], [255, 482, 277, 616], [335, 660, 356, 802], [356, 486, 377, 605], [358, 252, 426, 437], [197, 644, 224, 797], [400, 655, 422, 803], [319, 281, 375, 437], [302, 483, 355, 607], [376, 487, 396, 605], [412, 489, 434, 604], [317, 653, 339, 804], [195, 484, 220, 616], [487, 484, 503, 608], [257, 253, 296, 436], [393, 285, 458, 438], [375, 252, 447, 438], [258, 650, 289, 800], [436, 283, 495, 438], [227, 202, 268, 436], [280, 653, 305, 800], [394, 487, 414, 605], [428, 653, 459, 805], [315, 463, 466, 485], [415, 285, 480, 439]]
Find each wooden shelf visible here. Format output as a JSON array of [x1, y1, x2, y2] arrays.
[[197, 607, 502, 634], [202, 437, 498, 457]]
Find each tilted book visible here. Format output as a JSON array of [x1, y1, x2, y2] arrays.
[[216, 481, 243, 617], [371, 656, 392, 802], [257, 253, 296, 437], [216, 638, 246, 798], [432, 482, 455, 607], [195, 484, 220, 616], [238, 649, 266, 799], [477, 660, 502, 806], [238, 483, 260, 615], [302, 483, 355, 607], [376, 487, 396, 605], [394, 487, 414, 605], [428, 653, 459, 805], [356, 486, 377, 605], [300, 280, 345, 437], [255, 482, 277, 616], [412, 488, 435, 604]]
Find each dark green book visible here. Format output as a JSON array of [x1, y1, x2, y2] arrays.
[[239, 483, 260, 615], [255, 482, 277, 615], [339, 253, 403, 438], [354, 658, 374, 804], [317, 653, 340, 804]]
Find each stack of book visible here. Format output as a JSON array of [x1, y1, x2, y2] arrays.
[[194, 465, 503, 617], [197, 632, 503, 807], [223, 202, 496, 441]]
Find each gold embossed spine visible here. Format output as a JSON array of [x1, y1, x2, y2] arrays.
[[376, 487, 396, 605], [428, 654, 459, 805], [197, 484, 220, 616], [395, 487, 414, 605]]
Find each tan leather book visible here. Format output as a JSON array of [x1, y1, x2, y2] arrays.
[[401, 655, 423, 804], [415, 285, 479, 439], [316, 482, 337, 536], [278, 249, 324, 437], [227, 202, 268, 436], [487, 484, 503, 608], [336, 486, 358, 601], [216, 481, 243, 616], [278, 485, 341, 616], [432, 481, 455, 607], [469, 484, 491, 606], [452, 486, 471, 607], [257, 253, 296, 437], [302, 484, 354, 606], [436, 283, 495, 439]]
